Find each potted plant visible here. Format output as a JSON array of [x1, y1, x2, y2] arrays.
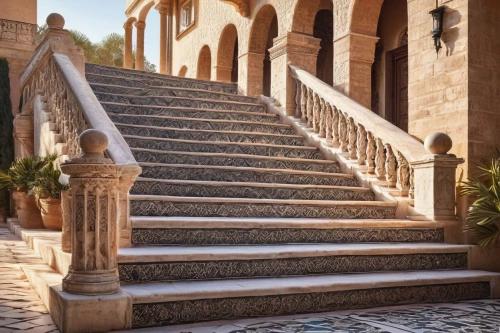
[[0, 155, 57, 229], [31, 165, 69, 230], [460, 152, 500, 247]]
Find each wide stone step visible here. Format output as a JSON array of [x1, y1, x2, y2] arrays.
[[90, 82, 257, 104], [109, 114, 295, 135], [126, 136, 319, 158], [101, 102, 280, 123], [94, 92, 266, 112], [138, 163, 356, 185], [129, 196, 396, 218], [85, 64, 237, 93], [123, 270, 497, 327], [131, 178, 374, 201], [117, 243, 470, 283], [116, 124, 306, 146], [130, 217, 447, 245], [131, 149, 341, 173]]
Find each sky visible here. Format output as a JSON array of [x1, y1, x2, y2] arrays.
[[38, 0, 161, 70]]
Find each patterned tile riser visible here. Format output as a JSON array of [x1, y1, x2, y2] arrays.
[[131, 228, 445, 246], [102, 104, 280, 123], [138, 166, 357, 186], [125, 140, 318, 159], [130, 181, 374, 201], [85, 67, 238, 94], [130, 201, 396, 219], [117, 126, 306, 146], [110, 115, 296, 135], [119, 253, 468, 283], [90, 83, 258, 104], [131, 282, 491, 327], [132, 151, 341, 173]]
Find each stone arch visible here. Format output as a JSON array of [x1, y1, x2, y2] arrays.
[[197, 45, 212, 80], [138, 0, 156, 21], [246, 4, 278, 96], [291, 0, 331, 35], [178, 65, 188, 77], [216, 24, 239, 82], [349, 0, 384, 36]]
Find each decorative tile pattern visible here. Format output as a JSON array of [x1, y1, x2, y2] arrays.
[[138, 165, 357, 186], [130, 180, 373, 201], [116, 126, 306, 146], [131, 228, 445, 245], [131, 282, 491, 327], [130, 200, 396, 219], [119, 253, 467, 283], [94, 92, 266, 113], [101, 103, 280, 123], [132, 150, 340, 173], [90, 83, 257, 104], [110, 115, 295, 135]]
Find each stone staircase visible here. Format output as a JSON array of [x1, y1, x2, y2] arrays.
[[84, 63, 495, 329]]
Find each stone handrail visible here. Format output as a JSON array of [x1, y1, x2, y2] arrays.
[[289, 64, 464, 220]]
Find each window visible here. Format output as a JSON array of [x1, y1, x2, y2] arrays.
[[180, 1, 193, 32]]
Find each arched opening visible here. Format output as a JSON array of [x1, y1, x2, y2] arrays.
[[248, 5, 278, 96], [291, 0, 333, 85], [370, 0, 408, 131], [197, 45, 212, 80], [137, 1, 160, 72], [216, 24, 239, 82], [178, 65, 188, 77]]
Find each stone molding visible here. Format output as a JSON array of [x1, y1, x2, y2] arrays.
[[220, 0, 250, 17], [269, 33, 321, 61], [0, 19, 36, 45]]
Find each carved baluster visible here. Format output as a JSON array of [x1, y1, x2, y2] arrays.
[[396, 151, 410, 196], [385, 144, 398, 187], [325, 102, 333, 144], [338, 111, 348, 152], [300, 84, 307, 123], [331, 106, 340, 148], [409, 167, 415, 199], [306, 88, 314, 127], [366, 132, 376, 173], [375, 138, 386, 179], [313, 93, 320, 133], [347, 117, 357, 159], [357, 125, 367, 165], [319, 98, 327, 138], [294, 79, 301, 118]]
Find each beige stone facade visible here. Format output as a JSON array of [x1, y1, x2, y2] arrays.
[[125, 0, 500, 215]]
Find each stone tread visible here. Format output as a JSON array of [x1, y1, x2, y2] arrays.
[[131, 148, 340, 173], [130, 178, 374, 200], [122, 270, 499, 304]]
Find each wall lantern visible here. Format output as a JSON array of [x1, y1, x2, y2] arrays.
[[429, 6, 446, 54]]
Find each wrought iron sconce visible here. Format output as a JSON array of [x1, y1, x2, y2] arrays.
[[430, 6, 445, 54]]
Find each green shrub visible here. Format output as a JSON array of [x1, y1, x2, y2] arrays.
[[0, 155, 58, 193]]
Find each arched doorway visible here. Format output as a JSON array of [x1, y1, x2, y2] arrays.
[[216, 24, 239, 82], [197, 45, 212, 80], [248, 5, 278, 96], [370, 0, 408, 131]]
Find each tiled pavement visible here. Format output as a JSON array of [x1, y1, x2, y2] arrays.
[[0, 226, 59, 333], [2, 225, 500, 333]]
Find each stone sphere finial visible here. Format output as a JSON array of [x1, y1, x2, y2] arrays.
[[46, 13, 65, 29], [424, 132, 452, 154], [79, 129, 108, 159]]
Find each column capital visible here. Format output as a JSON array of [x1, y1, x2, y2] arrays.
[[134, 20, 146, 29], [269, 32, 321, 61], [155, 2, 172, 15], [123, 22, 134, 29]]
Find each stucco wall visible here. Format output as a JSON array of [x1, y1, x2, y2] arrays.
[[0, 0, 37, 24]]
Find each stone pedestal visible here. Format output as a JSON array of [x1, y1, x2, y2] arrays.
[[269, 32, 321, 116], [333, 33, 379, 109], [238, 52, 265, 96], [411, 154, 464, 221], [60, 130, 122, 295]]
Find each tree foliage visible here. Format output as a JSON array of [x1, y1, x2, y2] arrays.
[[37, 24, 156, 72], [0, 58, 14, 216]]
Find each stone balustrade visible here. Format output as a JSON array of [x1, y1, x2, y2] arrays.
[[0, 19, 36, 45], [290, 65, 464, 221]]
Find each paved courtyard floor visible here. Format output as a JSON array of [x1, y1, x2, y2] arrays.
[[1, 226, 499, 333]]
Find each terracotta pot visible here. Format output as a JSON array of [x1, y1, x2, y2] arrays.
[[39, 197, 63, 231], [12, 191, 44, 229]]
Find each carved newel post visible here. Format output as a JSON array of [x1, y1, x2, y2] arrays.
[[60, 130, 122, 295], [410, 132, 464, 220]]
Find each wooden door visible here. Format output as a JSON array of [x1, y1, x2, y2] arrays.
[[390, 45, 409, 132]]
